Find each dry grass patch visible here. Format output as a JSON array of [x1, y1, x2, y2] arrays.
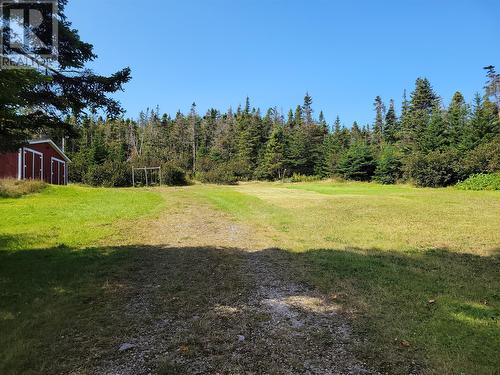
[[0, 178, 46, 198]]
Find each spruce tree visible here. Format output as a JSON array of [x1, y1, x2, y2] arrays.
[[294, 105, 303, 127], [464, 94, 500, 148], [374, 145, 402, 184], [262, 125, 287, 179], [372, 96, 385, 147], [320, 134, 335, 177], [320, 116, 346, 177], [446, 91, 468, 148], [302, 92, 314, 125], [384, 99, 399, 143], [351, 121, 363, 142], [236, 108, 264, 178], [334, 116, 342, 134], [422, 103, 448, 151], [286, 109, 294, 128], [399, 90, 412, 152], [189, 102, 198, 173], [406, 78, 439, 151], [319, 111, 328, 131], [244, 96, 251, 115], [336, 141, 376, 181], [287, 126, 307, 174]]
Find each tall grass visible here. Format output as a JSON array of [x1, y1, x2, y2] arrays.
[[0, 179, 46, 198]]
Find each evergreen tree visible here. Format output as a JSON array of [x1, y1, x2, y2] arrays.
[[294, 105, 303, 127], [189, 102, 198, 173], [384, 99, 399, 143], [351, 121, 363, 142], [361, 124, 371, 143], [374, 145, 402, 184], [262, 125, 287, 179], [319, 111, 328, 131], [462, 94, 483, 150], [244, 96, 251, 115], [464, 94, 500, 149], [302, 92, 314, 125], [211, 109, 237, 163], [308, 123, 328, 175], [320, 116, 347, 177], [446, 91, 468, 148], [421, 103, 448, 151], [336, 141, 376, 181], [373, 96, 385, 147], [399, 89, 412, 151], [405, 78, 439, 150], [286, 109, 294, 128], [287, 125, 307, 174], [334, 116, 342, 134], [320, 133, 336, 177], [198, 109, 218, 159]]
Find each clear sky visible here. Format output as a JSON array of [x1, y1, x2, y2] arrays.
[[66, 0, 500, 126]]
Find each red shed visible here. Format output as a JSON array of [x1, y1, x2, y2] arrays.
[[0, 139, 71, 185]]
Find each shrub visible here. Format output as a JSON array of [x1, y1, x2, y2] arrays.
[[83, 161, 131, 187], [198, 163, 238, 185], [336, 142, 376, 181], [0, 179, 46, 198], [160, 163, 188, 186], [405, 149, 461, 187], [374, 145, 403, 184], [290, 173, 321, 183], [67, 151, 88, 183], [460, 136, 500, 178], [456, 173, 500, 191]]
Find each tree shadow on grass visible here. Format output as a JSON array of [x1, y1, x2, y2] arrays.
[[292, 247, 500, 374], [0, 240, 499, 375]]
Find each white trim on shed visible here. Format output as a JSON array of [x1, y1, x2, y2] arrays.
[[29, 139, 71, 163]]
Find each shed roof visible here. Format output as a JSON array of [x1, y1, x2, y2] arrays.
[[29, 139, 72, 163]]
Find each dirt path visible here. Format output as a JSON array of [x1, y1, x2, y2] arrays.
[[238, 250, 373, 375], [92, 192, 374, 374]]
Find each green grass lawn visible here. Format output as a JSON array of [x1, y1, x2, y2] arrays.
[[0, 184, 163, 249], [185, 181, 500, 254], [1, 181, 499, 374], [0, 185, 163, 374]]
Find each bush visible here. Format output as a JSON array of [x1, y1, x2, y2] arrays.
[[460, 136, 500, 178], [456, 173, 500, 191], [405, 149, 461, 187], [0, 179, 46, 198], [198, 163, 238, 185], [336, 142, 376, 181], [160, 163, 188, 186], [83, 161, 131, 187], [374, 145, 403, 184], [67, 151, 88, 183], [290, 173, 321, 183]]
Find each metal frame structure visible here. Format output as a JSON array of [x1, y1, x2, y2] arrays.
[[132, 166, 162, 187]]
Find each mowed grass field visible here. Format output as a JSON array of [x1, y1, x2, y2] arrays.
[[0, 181, 499, 374]]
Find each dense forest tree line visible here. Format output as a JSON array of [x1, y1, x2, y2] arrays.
[[63, 68, 499, 187]]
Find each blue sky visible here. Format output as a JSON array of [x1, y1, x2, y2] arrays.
[[66, 0, 499, 126]]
